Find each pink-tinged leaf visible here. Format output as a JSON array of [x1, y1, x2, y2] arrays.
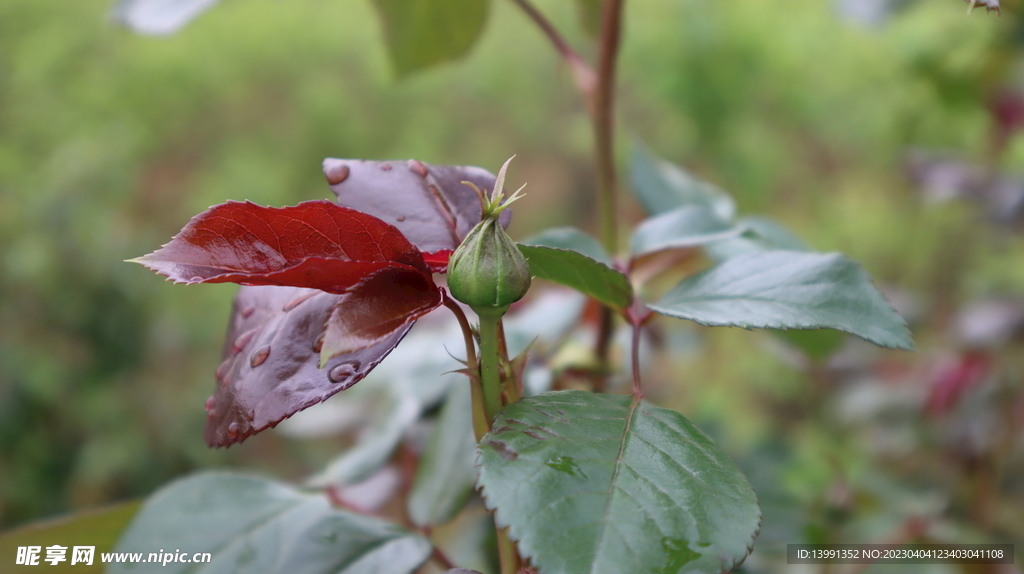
[[323, 158, 511, 254], [134, 200, 432, 292], [421, 249, 454, 273], [205, 286, 413, 447], [321, 267, 442, 363]]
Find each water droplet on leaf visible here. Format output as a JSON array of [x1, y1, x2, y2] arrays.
[[250, 345, 270, 367], [328, 362, 358, 383], [544, 456, 586, 478], [325, 163, 350, 185], [407, 159, 428, 177], [215, 359, 231, 382], [232, 328, 258, 355]]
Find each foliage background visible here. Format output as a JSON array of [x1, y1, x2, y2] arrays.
[[1, 0, 1022, 570]]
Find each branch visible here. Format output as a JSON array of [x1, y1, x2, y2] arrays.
[[508, 0, 597, 98], [592, 0, 624, 255]]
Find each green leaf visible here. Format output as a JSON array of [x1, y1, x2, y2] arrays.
[[110, 472, 431, 574], [0, 502, 140, 574], [477, 391, 761, 574], [520, 226, 612, 265], [573, 0, 602, 35], [111, 0, 221, 36], [704, 216, 809, 261], [630, 145, 736, 220], [408, 382, 478, 528], [630, 205, 743, 257], [649, 251, 915, 350], [517, 244, 632, 310], [371, 0, 490, 77]]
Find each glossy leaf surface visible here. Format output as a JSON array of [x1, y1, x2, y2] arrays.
[[649, 251, 915, 350], [408, 382, 477, 528], [111, 0, 220, 35], [477, 391, 761, 574], [521, 226, 612, 266], [205, 286, 412, 447], [630, 145, 736, 220], [322, 267, 441, 361], [630, 205, 743, 257], [110, 473, 431, 574], [308, 310, 467, 487], [370, 0, 489, 77], [324, 158, 508, 258], [134, 200, 431, 293], [517, 245, 632, 310]]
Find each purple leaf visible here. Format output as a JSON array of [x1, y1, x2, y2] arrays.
[[323, 158, 511, 258], [205, 286, 413, 447]]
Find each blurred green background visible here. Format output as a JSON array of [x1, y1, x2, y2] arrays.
[[1, 0, 1022, 570]]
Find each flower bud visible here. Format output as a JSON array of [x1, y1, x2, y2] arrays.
[[447, 218, 532, 311]]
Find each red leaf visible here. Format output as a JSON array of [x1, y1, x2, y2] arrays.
[[321, 266, 442, 361], [205, 286, 414, 447], [421, 249, 454, 273], [323, 158, 511, 254], [134, 200, 431, 293]]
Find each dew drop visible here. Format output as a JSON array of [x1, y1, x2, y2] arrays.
[[312, 333, 325, 353], [246, 409, 255, 421], [189, 276, 203, 283], [283, 292, 316, 312], [205, 396, 215, 412], [250, 345, 270, 367], [380, 163, 392, 171], [227, 422, 239, 440], [329, 362, 358, 383], [544, 456, 586, 478], [407, 159, 428, 177], [232, 328, 258, 355], [240, 306, 255, 319], [207, 409, 216, 420], [215, 359, 231, 382], [396, 216, 406, 222], [325, 163, 350, 185]]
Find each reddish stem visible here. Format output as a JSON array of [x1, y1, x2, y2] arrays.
[[508, 0, 597, 98], [441, 289, 477, 368]]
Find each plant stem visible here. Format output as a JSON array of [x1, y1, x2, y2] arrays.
[[442, 290, 477, 368], [441, 290, 490, 440], [629, 323, 644, 399], [430, 546, 457, 571], [476, 307, 507, 421], [593, 0, 624, 256], [496, 524, 522, 574], [626, 302, 649, 399], [510, 0, 626, 374], [590, 0, 626, 376], [508, 0, 596, 97]]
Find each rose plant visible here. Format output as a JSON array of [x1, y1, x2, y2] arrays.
[[28, 1, 920, 573]]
